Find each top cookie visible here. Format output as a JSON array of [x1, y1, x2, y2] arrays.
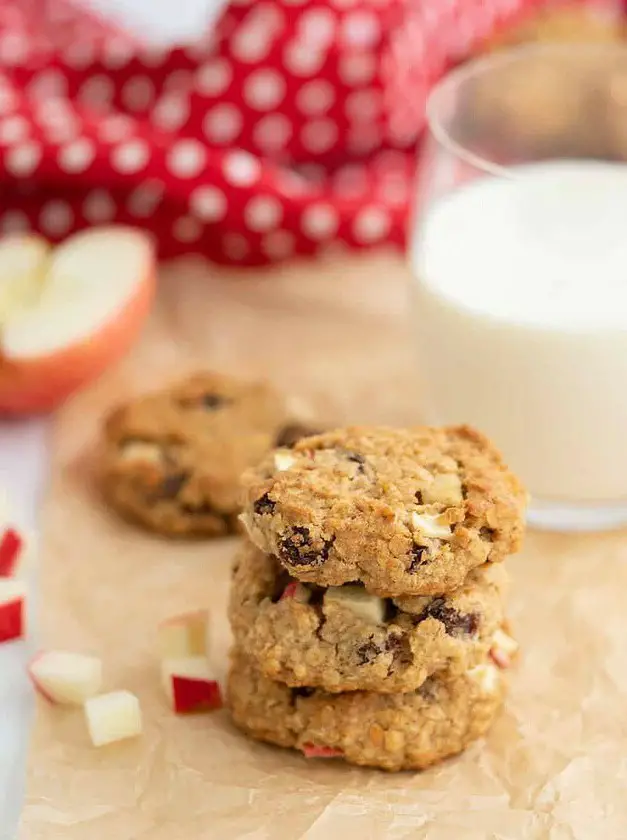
[[240, 425, 526, 596], [100, 371, 298, 537]]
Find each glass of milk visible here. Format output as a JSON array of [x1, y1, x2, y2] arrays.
[[411, 44, 627, 532]]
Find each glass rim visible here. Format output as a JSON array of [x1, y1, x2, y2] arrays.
[[425, 41, 627, 179]]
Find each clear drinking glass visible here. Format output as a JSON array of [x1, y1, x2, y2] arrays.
[[410, 44, 627, 532]]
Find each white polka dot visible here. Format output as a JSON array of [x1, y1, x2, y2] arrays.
[[153, 94, 189, 133], [353, 206, 391, 242], [173, 216, 203, 243], [167, 139, 206, 179], [0, 211, 29, 234], [298, 9, 337, 47], [127, 181, 164, 218], [40, 201, 73, 237], [253, 113, 292, 153], [78, 75, 114, 107], [164, 70, 194, 92], [140, 46, 169, 68], [333, 164, 369, 198], [378, 175, 409, 206], [0, 32, 29, 65], [0, 115, 28, 145], [103, 36, 134, 69], [347, 124, 381, 154], [122, 76, 154, 112], [387, 115, 418, 146], [301, 204, 339, 240], [223, 151, 261, 187], [261, 230, 295, 259], [244, 69, 286, 111], [203, 104, 243, 145], [342, 11, 381, 47], [111, 140, 150, 174], [301, 119, 338, 154], [223, 233, 250, 261], [346, 89, 382, 122], [28, 70, 68, 99], [190, 186, 227, 222], [83, 190, 116, 223], [5, 142, 41, 176], [63, 40, 96, 69], [58, 138, 95, 173], [232, 29, 271, 63], [99, 114, 134, 143], [277, 171, 310, 197], [283, 43, 325, 77], [0, 85, 15, 116], [338, 53, 377, 85], [196, 59, 232, 97], [296, 80, 335, 116], [244, 196, 283, 232]]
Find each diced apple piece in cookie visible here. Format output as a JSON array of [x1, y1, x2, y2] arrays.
[[273, 452, 296, 472], [84, 690, 143, 747], [411, 512, 453, 539], [467, 663, 501, 693], [490, 629, 519, 669], [158, 610, 209, 659], [0, 578, 26, 642], [29, 650, 102, 705], [161, 656, 223, 714], [422, 473, 464, 506], [279, 582, 311, 604], [324, 586, 385, 624], [0, 528, 22, 577], [0, 227, 155, 415]]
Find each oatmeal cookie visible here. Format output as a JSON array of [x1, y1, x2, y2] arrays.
[[100, 372, 314, 537], [229, 541, 509, 693], [227, 650, 506, 772], [240, 426, 526, 596]]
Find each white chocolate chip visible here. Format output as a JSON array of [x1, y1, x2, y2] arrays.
[[467, 663, 500, 693], [120, 441, 162, 464], [410, 511, 453, 539], [274, 452, 296, 472], [492, 628, 519, 656], [324, 586, 385, 624], [423, 473, 463, 506]]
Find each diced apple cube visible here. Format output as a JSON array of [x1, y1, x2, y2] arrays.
[[0, 578, 26, 642], [29, 650, 102, 705], [492, 628, 519, 656], [280, 582, 311, 604], [301, 743, 343, 759], [0, 528, 22, 577], [161, 656, 223, 714], [410, 511, 453, 539], [84, 690, 142, 747], [323, 585, 385, 624], [120, 441, 162, 464], [467, 663, 501, 693], [274, 452, 296, 472], [422, 473, 463, 506], [158, 610, 208, 659]]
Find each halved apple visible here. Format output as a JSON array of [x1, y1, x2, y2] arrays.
[[161, 656, 223, 714], [0, 227, 155, 415], [0, 578, 26, 642], [29, 650, 103, 705]]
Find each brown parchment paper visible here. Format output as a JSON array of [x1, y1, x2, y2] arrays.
[[20, 253, 627, 840]]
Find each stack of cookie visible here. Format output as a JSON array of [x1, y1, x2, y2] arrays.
[[228, 426, 526, 772]]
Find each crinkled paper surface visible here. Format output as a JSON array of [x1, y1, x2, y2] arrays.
[[20, 254, 627, 839]]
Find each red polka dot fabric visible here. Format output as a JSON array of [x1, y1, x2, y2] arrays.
[[0, 0, 617, 265]]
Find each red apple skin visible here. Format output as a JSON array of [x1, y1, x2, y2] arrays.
[[490, 648, 511, 669], [0, 264, 155, 416], [0, 528, 21, 577], [0, 596, 23, 643], [171, 676, 223, 714], [280, 582, 299, 601], [301, 743, 343, 759]]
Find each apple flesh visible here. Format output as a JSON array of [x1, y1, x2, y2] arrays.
[[161, 656, 223, 714], [84, 690, 143, 747], [0, 528, 22, 577], [279, 582, 311, 604], [323, 585, 385, 624], [0, 578, 26, 642], [301, 743, 343, 759], [0, 227, 155, 415], [29, 650, 103, 705], [158, 610, 208, 659]]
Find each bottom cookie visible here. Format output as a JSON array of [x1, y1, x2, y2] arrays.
[[227, 650, 506, 772]]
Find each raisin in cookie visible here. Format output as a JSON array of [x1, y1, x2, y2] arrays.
[[229, 541, 509, 693], [227, 649, 506, 772], [241, 426, 526, 596], [100, 372, 311, 537]]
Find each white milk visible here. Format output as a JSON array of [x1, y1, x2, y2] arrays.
[[412, 160, 627, 506]]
